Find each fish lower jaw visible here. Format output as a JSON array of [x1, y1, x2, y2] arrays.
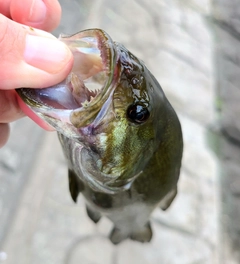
[[80, 167, 139, 194], [90, 179, 132, 194], [84, 171, 142, 195]]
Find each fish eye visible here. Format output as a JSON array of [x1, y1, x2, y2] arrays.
[[127, 104, 150, 124]]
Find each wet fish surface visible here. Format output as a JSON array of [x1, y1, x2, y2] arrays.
[[17, 29, 183, 244]]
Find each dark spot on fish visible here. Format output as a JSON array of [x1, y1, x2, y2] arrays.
[[127, 189, 132, 199], [89, 144, 99, 154], [91, 192, 113, 209]]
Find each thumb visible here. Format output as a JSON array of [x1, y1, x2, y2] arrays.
[[0, 14, 73, 90]]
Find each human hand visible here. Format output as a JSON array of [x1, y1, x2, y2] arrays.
[[0, 0, 74, 147]]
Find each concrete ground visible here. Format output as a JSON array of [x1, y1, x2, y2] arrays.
[[0, 0, 237, 263]]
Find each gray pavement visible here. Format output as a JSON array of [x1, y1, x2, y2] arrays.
[[0, 0, 238, 263]]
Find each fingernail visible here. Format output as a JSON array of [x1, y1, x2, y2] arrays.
[[28, 0, 46, 23], [24, 34, 72, 74]]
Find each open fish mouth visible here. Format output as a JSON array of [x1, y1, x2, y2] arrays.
[[17, 29, 116, 136]]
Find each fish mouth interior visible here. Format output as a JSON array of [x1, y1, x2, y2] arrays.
[[17, 29, 114, 125]]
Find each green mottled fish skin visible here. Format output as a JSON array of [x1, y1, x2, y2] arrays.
[[58, 44, 183, 244]]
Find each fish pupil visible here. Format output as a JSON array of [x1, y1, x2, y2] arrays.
[[127, 104, 150, 124]]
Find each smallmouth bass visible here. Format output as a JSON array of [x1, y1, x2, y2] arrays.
[[17, 29, 183, 244]]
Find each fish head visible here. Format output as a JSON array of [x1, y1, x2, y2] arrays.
[[17, 29, 170, 193]]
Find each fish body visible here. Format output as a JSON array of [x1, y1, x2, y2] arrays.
[[17, 29, 183, 244]]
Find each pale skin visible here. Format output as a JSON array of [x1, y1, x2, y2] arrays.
[[0, 0, 74, 147]]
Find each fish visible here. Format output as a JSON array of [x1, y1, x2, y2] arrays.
[[17, 29, 183, 244]]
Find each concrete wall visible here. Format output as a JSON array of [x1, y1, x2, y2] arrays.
[[213, 0, 240, 261]]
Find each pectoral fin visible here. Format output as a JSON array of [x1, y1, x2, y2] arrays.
[[109, 227, 129, 245], [86, 206, 101, 223], [130, 222, 153, 243], [159, 187, 177, 211], [109, 222, 153, 244], [68, 169, 84, 202]]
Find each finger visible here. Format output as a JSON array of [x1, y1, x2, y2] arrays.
[[0, 14, 73, 90], [0, 123, 10, 148], [10, 0, 61, 31], [0, 90, 24, 123], [0, 0, 11, 17]]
